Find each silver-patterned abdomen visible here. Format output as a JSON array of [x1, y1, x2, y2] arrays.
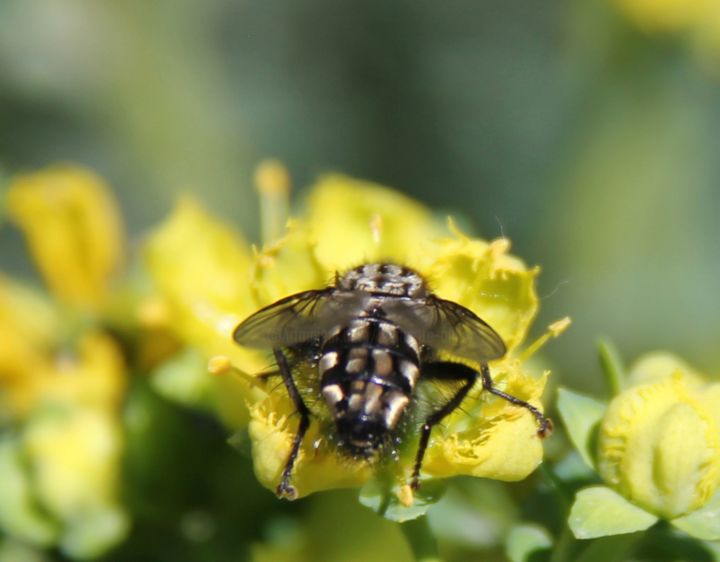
[[319, 315, 421, 455]]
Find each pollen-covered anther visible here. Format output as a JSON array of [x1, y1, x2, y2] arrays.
[[208, 355, 232, 376], [397, 484, 414, 507]]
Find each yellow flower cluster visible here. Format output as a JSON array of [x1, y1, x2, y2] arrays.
[[0, 167, 128, 557], [143, 166, 561, 500]]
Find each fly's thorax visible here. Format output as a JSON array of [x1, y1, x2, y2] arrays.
[[337, 263, 427, 298], [317, 316, 421, 454]]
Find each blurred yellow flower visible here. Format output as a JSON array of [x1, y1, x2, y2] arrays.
[[6, 166, 124, 310], [614, 0, 720, 61], [0, 325, 129, 557], [145, 167, 561, 500], [0, 165, 130, 556], [615, 0, 707, 32], [598, 353, 720, 519]]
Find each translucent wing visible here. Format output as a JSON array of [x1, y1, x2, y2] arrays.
[[381, 295, 506, 362], [233, 289, 369, 349]]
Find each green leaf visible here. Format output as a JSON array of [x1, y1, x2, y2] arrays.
[[569, 486, 658, 539], [506, 523, 553, 562], [671, 490, 720, 540], [359, 478, 445, 523], [556, 388, 606, 469], [597, 339, 625, 396]]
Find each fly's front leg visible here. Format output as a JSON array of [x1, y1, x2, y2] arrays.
[[273, 348, 310, 500], [411, 361, 477, 490], [480, 362, 553, 437]]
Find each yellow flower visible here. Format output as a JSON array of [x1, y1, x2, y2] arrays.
[[597, 353, 720, 519], [145, 165, 563, 500], [0, 165, 130, 556], [6, 166, 124, 310]]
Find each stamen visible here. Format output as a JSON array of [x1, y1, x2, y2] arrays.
[[208, 355, 268, 394], [517, 316, 572, 363], [254, 159, 290, 246], [369, 213, 383, 245]]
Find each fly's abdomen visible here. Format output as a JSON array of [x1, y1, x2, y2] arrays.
[[318, 317, 420, 454]]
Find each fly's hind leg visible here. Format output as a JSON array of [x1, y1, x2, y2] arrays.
[[411, 361, 477, 490], [273, 348, 311, 500], [480, 362, 553, 437]]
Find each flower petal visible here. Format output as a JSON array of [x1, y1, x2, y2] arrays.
[[413, 229, 539, 352], [247, 398, 372, 498], [6, 166, 124, 308], [307, 175, 444, 272], [143, 197, 259, 368], [422, 363, 547, 481]]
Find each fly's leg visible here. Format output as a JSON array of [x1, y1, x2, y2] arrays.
[[411, 361, 477, 490], [480, 362, 553, 437], [273, 348, 310, 500]]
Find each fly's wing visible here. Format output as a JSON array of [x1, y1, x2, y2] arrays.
[[233, 289, 369, 349], [381, 295, 506, 362]]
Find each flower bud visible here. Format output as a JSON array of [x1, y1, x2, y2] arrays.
[[598, 363, 720, 519]]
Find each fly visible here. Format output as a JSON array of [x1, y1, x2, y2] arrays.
[[233, 262, 551, 499]]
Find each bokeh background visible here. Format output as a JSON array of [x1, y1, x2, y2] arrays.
[[1, 0, 719, 561]]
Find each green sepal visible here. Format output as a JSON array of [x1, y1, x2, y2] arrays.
[[671, 490, 720, 540], [569, 486, 658, 539], [556, 388, 606, 470]]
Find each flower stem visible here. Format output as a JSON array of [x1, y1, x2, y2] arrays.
[[549, 523, 578, 562], [400, 516, 442, 562]]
